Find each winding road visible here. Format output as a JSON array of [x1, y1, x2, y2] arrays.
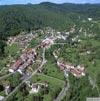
[[54, 77, 70, 101], [3, 47, 46, 101]]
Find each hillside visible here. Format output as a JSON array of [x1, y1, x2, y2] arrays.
[[0, 2, 100, 55], [0, 2, 100, 101]]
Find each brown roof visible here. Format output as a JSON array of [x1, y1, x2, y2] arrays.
[[11, 59, 22, 70], [41, 40, 50, 47], [70, 68, 82, 77], [58, 63, 66, 70]]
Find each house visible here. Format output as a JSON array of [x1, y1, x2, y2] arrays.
[[88, 18, 92, 21], [70, 68, 82, 78], [9, 59, 23, 73], [78, 39, 82, 42], [57, 61, 66, 70], [17, 62, 28, 74], [70, 28, 75, 33], [61, 35, 66, 40], [29, 84, 40, 94], [41, 37, 54, 48], [18, 59, 33, 74], [77, 65, 85, 76], [28, 82, 48, 94], [0, 96, 4, 101], [65, 32, 70, 35], [86, 51, 91, 54], [69, 64, 85, 77], [20, 53, 28, 62], [66, 63, 74, 69]]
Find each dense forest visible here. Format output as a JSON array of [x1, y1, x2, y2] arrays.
[[0, 2, 100, 56]]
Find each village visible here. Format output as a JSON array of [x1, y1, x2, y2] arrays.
[[0, 26, 98, 101], [7, 27, 86, 78]]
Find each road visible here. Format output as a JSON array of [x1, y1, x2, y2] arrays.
[[53, 49, 70, 101], [54, 77, 70, 101], [3, 62, 46, 101], [0, 67, 7, 74], [3, 47, 46, 101], [43, 47, 46, 62], [0, 73, 14, 81], [3, 80, 24, 101], [53, 43, 67, 45], [3, 37, 70, 101]]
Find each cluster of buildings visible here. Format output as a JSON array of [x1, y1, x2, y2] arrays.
[[40, 37, 55, 48], [29, 83, 48, 94], [9, 48, 37, 74], [53, 50, 85, 78], [8, 29, 71, 74], [25, 81, 48, 94], [1, 27, 88, 100], [8, 35, 56, 75], [15, 33, 36, 50], [7, 37, 16, 46], [7, 33, 36, 52], [56, 32, 69, 40], [40, 31, 70, 48], [57, 61, 85, 78]]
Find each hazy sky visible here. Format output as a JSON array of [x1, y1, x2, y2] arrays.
[[0, 0, 100, 5]]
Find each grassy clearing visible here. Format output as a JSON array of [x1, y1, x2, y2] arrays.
[[0, 43, 21, 72], [5, 43, 20, 58], [43, 61, 65, 80], [30, 74, 64, 87], [30, 73, 65, 101]]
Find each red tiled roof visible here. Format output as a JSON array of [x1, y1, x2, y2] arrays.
[[11, 59, 22, 70], [58, 61, 85, 77], [70, 68, 81, 77], [58, 63, 66, 70], [41, 40, 50, 47], [15, 59, 22, 67]]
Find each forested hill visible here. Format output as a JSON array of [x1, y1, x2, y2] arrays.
[[40, 2, 100, 18], [0, 2, 100, 55], [0, 2, 100, 35]]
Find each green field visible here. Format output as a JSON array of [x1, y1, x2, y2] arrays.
[[30, 73, 65, 101], [5, 43, 21, 58]]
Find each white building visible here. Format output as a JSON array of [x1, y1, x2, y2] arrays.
[[29, 84, 40, 94], [0, 96, 4, 101], [88, 18, 92, 21]]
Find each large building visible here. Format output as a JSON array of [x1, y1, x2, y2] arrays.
[[41, 37, 54, 48]]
